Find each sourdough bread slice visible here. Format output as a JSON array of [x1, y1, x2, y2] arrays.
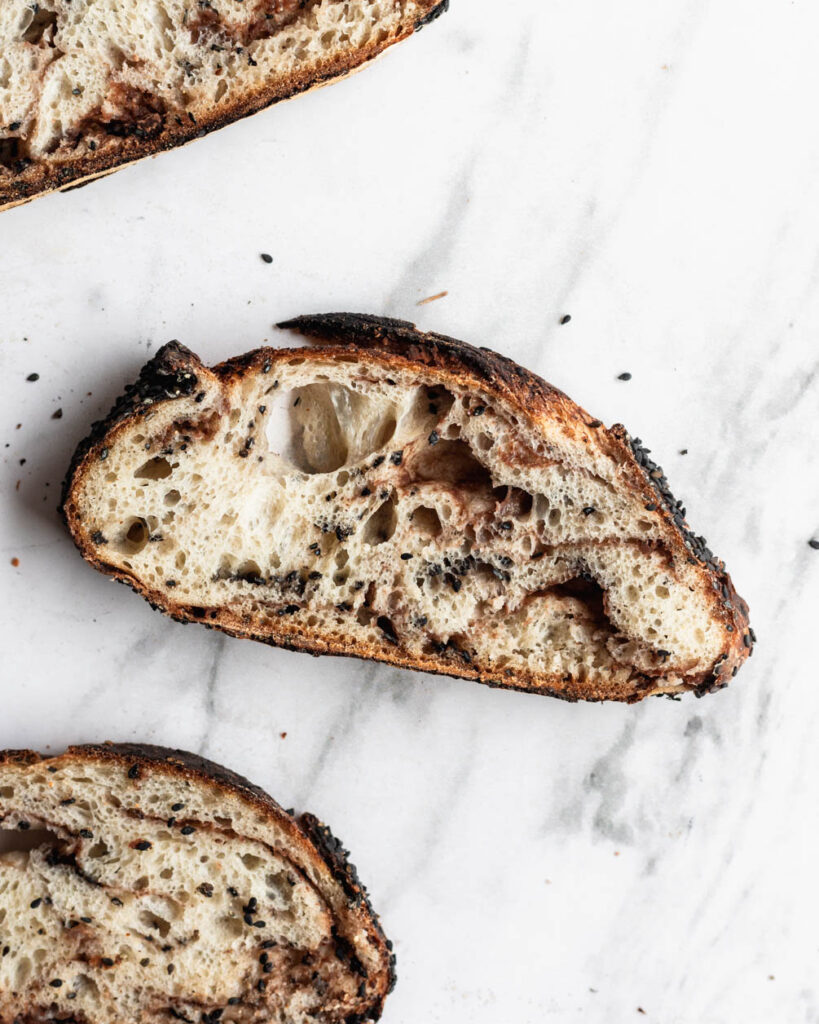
[[0, 0, 447, 211], [0, 743, 394, 1024], [62, 313, 753, 702]]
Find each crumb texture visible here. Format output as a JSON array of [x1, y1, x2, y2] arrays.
[[63, 327, 751, 702], [0, 746, 392, 1024], [0, 0, 438, 203]]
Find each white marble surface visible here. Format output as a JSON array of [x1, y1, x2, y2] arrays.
[[2, 1, 819, 1020]]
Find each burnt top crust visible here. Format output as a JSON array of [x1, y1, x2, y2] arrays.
[[0, 1, 447, 211], [62, 314, 752, 703]]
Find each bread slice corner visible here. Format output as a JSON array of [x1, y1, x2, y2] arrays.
[[0, 743, 395, 1023], [0, 0, 447, 211]]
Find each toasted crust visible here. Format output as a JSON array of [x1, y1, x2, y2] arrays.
[[0, 1, 447, 213], [62, 315, 753, 703], [0, 742, 396, 1020]]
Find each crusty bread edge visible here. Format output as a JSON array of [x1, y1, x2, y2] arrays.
[[0, 0, 448, 213], [61, 316, 753, 703], [0, 742, 396, 1019]]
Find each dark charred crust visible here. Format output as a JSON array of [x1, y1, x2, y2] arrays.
[[299, 814, 396, 1008], [276, 313, 573, 420], [0, 2, 447, 211], [415, 0, 449, 30], [60, 342, 201, 514]]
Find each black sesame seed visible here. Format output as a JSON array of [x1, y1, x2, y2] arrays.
[[49, 979, 63, 988], [582, 506, 596, 516], [260, 253, 273, 264], [26, 373, 39, 382], [560, 314, 572, 325], [244, 914, 254, 926], [127, 764, 140, 779], [80, 917, 92, 924], [101, 958, 114, 967], [390, 450, 403, 466], [400, 552, 413, 560], [257, 980, 266, 992], [135, 841, 152, 851], [645, 503, 657, 512], [261, 939, 276, 949], [227, 887, 239, 897], [259, 953, 268, 964], [253, 920, 266, 928], [171, 802, 184, 811], [809, 539, 819, 550], [679, 448, 688, 455], [263, 961, 273, 973], [228, 998, 240, 1006], [181, 825, 195, 835], [30, 898, 42, 909], [79, 828, 93, 839], [111, 897, 123, 906], [18, 821, 30, 830], [428, 430, 439, 446], [167, 964, 175, 975], [2, 947, 9, 957], [617, 372, 632, 381], [51, 407, 63, 420]]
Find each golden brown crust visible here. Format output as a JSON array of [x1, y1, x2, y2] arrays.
[[0, 1, 447, 213], [0, 742, 395, 1020], [61, 316, 753, 703]]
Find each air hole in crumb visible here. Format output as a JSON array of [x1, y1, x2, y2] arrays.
[[363, 495, 397, 545], [134, 457, 173, 480], [118, 518, 149, 555], [164, 489, 181, 506], [410, 506, 442, 539]]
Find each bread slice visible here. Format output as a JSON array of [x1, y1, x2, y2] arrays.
[[0, 743, 394, 1024], [0, 0, 447, 211], [62, 313, 753, 702]]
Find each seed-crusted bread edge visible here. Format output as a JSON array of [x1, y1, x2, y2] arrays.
[[60, 316, 753, 703], [0, 1, 448, 213], [0, 742, 396, 1019]]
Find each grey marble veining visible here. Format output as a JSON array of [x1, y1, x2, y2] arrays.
[[2, 1, 818, 1021]]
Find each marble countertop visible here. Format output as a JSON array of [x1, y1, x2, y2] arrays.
[[1, 1, 818, 1021]]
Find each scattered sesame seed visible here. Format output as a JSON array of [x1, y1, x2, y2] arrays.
[[51, 408, 63, 420], [809, 539, 819, 550], [260, 253, 273, 264], [167, 964, 175, 975], [26, 373, 39, 382], [127, 765, 140, 779], [428, 430, 439, 446], [560, 314, 571, 325], [135, 840, 152, 851], [171, 802, 184, 811], [79, 829, 93, 839], [180, 825, 195, 835], [101, 958, 114, 967], [30, 898, 42, 909], [617, 372, 632, 381], [49, 979, 63, 988], [18, 821, 30, 830]]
